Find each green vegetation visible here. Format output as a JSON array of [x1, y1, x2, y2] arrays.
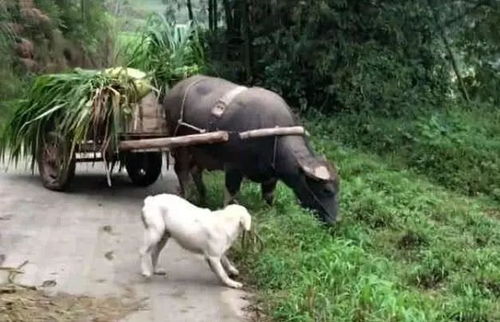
[[0, 2, 28, 118], [194, 0, 500, 115], [0, 0, 117, 125], [165, 3, 500, 319], [165, 3, 499, 319], [323, 107, 500, 201], [125, 14, 205, 92]]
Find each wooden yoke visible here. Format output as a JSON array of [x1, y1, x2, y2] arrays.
[[119, 126, 306, 152]]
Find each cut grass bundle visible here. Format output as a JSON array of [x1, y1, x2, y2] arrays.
[[0, 67, 152, 167], [125, 14, 205, 93]]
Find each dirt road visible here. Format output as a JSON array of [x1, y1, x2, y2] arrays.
[[0, 161, 249, 321]]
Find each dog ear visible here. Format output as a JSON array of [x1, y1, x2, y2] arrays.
[[240, 211, 251, 231]]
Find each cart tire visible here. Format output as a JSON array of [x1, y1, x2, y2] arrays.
[[37, 132, 76, 191], [124, 152, 162, 186]]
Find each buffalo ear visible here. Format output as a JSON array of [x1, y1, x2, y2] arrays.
[[298, 158, 332, 181]]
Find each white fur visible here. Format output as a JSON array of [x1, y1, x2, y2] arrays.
[[139, 193, 251, 288]]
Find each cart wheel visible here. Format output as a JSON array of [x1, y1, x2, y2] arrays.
[[37, 132, 76, 191], [124, 152, 162, 186]]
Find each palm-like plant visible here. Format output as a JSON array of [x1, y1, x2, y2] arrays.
[[126, 14, 206, 93]]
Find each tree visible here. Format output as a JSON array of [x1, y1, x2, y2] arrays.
[[187, 0, 193, 21], [206, 0, 500, 113]]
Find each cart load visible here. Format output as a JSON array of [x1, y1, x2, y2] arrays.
[[0, 67, 172, 190]]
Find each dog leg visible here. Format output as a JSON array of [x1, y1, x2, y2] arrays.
[[151, 232, 169, 275], [221, 255, 239, 277], [206, 256, 242, 289], [140, 228, 163, 278]]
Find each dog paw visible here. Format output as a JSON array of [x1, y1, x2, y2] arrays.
[[227, 281, 243, 289], [141, 271, 152, 278], [154, 268, 167, 276]]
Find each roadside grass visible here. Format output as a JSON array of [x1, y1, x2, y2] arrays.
[[200, 114, 500, 321]]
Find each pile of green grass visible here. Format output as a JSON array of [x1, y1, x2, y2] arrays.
[[0, 68, 150, 166], [200, 108, 499, 321]]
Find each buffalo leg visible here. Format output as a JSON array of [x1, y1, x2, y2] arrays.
[[224, 167, 243, 206], [191, 165, 207, 204], [261, 178, 278, 205], [172, 148, 192, 197]]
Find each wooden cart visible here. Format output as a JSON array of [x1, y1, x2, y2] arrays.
[[36, 91, 305, 191]]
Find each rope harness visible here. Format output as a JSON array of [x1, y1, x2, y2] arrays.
[[173, 78, 207, 136], [303, 176, 331, 217], [208, 85, 247, 131], [174, 79, 247, 135], [272, 135, 278, 171]]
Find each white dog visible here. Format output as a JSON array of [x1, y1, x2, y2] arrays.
[[140, 193, 251, 288]]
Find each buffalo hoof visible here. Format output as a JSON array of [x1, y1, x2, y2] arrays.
[[263, 193, 274, 206]]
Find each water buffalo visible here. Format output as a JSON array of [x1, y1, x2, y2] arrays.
[[163, 75, 340, 224]]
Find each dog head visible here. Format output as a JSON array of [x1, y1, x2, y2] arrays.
[[224, 204, 252, 231]]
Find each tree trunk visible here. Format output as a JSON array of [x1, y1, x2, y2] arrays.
[[208, 0, 213, 30], [187, 0, 194, 21], [213, 0, 218, 31], [241, 0, 252, 82], [233, 0, 241, 32], [222, 0, 233, 30], [222, 0, 233, 60], [427, 0, 470, 102], [80, 0, 85, 21]]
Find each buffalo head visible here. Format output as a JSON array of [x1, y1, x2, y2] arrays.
[[294, 156, 340, 224]]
